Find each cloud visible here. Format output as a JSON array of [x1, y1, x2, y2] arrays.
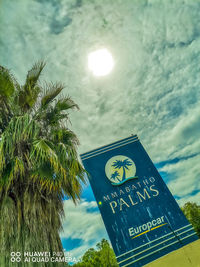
[[160, 154, 200, 197], [177, 191, 200, 206], [60, 199, 108, 259]]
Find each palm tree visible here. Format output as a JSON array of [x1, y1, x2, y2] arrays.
[[0, 63, 85, 266], [112, 158, 132, 181], [110, 171, 120, 182]]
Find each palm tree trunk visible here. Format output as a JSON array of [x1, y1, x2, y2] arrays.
[[0, 187, 66, 267], [122, 167, 126, 181]]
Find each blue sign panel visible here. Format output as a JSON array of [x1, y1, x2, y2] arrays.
[[80, 135, 198, 267]]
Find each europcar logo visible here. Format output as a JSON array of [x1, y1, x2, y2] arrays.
[[105, 155, 138, 186]]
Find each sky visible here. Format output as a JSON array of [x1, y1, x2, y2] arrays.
[[0, 0, 200, 263]]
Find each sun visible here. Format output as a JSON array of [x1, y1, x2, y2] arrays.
[[88, 48, 114, 77]]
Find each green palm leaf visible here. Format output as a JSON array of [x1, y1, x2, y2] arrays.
[[25, 61, 45, 90], [17, 62, 45, 112], [55, 97, 79, 112], [0, 67, 15, 98], [41, 82, 64, 108]]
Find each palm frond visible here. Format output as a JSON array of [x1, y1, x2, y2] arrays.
[[41, 82, 64, 108], [17, 62, 45, 112], [25, 61, 45, 90], [30, 138, 67, 180], [52, 128, 79, 145], [43, 107, 67, 127], [1, 114, 40, 151], [0, 66, 15, 99], [0, 157, 25, 192], [55, 97, 79, 112]]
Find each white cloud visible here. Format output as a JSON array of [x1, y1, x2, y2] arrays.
[[160, 154, 200, 199], [60, 199, 108, 259], [177, 191, 200, 206]]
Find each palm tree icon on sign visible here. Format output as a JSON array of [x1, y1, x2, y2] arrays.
[[112, 158, 137, 182], [111, 171, 121, 183], [105, 155, 137, 185], [112, 158, 132, 181]]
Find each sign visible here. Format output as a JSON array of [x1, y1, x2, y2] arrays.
[[80, 135, 198, 267]]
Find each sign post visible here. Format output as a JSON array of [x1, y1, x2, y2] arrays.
[[80, 135, 198, 267]]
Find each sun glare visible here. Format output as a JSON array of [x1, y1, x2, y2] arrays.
[[88, 48, 114, 77]]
